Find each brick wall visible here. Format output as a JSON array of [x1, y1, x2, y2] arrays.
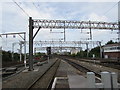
[[104, 52, 120, 59]]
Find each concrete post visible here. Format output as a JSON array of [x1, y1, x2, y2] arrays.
[[86, 43, 89, 58], [12, 43, 15, 61], [99, 41, 102, 58], [89, 21, 92, 40], [24, 33, 26, 68], [64, 21, 66, 42], [20, 42, 22, 62], [0, 47, 2, 90], [118, 1, 120, 43], [29, 17, 34, 71], [87, 72, 95, 88], [111, 72, 118, 89], [118, 1, 120, 61], [101, 72, 111, 88], [34, 48, 36, 56]]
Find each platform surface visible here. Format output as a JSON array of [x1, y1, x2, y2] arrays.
[[68, 74, 87, 88], [55, 60, 87, 88]]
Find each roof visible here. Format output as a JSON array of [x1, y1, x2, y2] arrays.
[[103, 43, 120, 47]]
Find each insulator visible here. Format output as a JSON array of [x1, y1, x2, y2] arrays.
[[50, 28, 52, 32], [87, 32, 90, 34], [13, 35, 16, 38]]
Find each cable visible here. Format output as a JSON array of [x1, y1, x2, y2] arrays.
[[12, 1, 30, 38], [32, 2, 41, 15], [12, 0, 30, 17], [103, 2, 118, 15], [32, 2, 39, 10]]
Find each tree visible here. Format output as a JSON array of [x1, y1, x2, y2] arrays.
[[35, 52, 45, 57], [106, 40, 115, 45], [89, 46, 100, 58], [2, 50, 23, 62], [76, 50, 87, 58], [2, 51, 12, 62]]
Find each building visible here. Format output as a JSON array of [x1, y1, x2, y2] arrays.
[[102, 43, 120, 60], [70, 48, 79, 55]]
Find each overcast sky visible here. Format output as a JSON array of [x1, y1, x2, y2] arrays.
[[0, 0, 120, 52]]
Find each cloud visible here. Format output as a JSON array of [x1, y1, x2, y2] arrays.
[[88, 12, 108, 21], [1, 0, 119, 2], [85, 12, 118, 44], [1, 2, 119, 52]]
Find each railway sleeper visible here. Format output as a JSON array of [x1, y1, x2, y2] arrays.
[[5, 67, 17, 72]]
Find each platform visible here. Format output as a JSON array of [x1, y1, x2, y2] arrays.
[[68, 74, 87, 88], [54, 60, 87, 88]]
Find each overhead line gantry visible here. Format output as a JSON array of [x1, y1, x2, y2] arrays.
[[29, 17, 119, 71], [33, 19, 118, 30]]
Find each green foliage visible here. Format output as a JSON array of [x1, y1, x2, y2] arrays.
[[71, 53, 76, 57], [70, 47, 100, 58], [106, 40, 115, 45], [89, 46, 100, 58], [14, 53, 21, 61], [34, 52, 45, 57], [2, 50, 24, 62], [76, 50, 87, 58], [2, 51, 12, 62]]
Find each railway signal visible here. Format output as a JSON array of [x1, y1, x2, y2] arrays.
[[46, 47, 51, 63], [46, 47, 51, 55]]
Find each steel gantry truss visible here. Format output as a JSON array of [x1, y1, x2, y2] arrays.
[[33, 19, 118, 30], [26, 41, 101, 47], [35, 47, 81, 51], [29, 17, 119, 71], [27, 40, 101, 54]]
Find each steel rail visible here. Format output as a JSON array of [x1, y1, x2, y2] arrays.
[[27, 59, 60, 89], [63, 58, 101, 78]]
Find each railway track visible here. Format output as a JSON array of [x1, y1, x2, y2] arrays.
[[62, 56, 120, 70], [79, 59, 120, 70], [2, 61, 45, 81], [27, 59, 60, 89], [63, 58, 101, 79], [2, 66, 26, 81], [62, 57, 120, 83]]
